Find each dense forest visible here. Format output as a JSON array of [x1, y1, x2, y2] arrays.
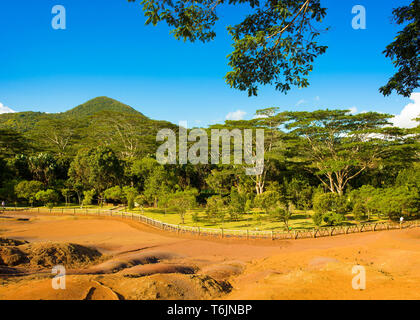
[[0, 97, 419, 227]]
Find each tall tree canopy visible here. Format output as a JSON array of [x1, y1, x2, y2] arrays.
[[380, 0, 419, 97], [283, 110, 414, 195], [130, 0, 327, 96]]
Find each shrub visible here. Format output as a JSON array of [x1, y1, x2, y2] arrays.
[[82, 189, 95, 207], [104, 186, 123, 204], [206, 195, 225, 222], [35, 189, 59, 207], [322, 212, 344, 226], [313, 192, 349, 215], [228, 189, 247, 221], [15, 180, 44, 206], [255, 191, 280, 214]]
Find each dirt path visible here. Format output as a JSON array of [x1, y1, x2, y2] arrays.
[[1, 213, 419, 300]]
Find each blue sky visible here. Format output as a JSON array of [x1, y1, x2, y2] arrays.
[[0, 0, 418, 127]]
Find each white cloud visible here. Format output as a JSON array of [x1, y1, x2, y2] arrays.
[[392, 92, 420, 128], [226, 110, 246, 121], [349, 107, 358, 114], [0, 102, 16, 114], [296, 99, 306, 106], [253, 114, 268, 119]]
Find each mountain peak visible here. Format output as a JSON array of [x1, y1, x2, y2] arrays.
[[65, 97, 145, 118]]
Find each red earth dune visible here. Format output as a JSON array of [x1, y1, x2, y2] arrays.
[[0, 212, 419, 300]]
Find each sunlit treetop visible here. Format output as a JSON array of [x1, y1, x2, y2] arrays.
[[129, 0, 328, 96]]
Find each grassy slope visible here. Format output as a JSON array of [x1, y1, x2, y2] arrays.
[[127, 207, 388, 231]]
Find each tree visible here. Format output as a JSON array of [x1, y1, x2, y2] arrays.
[[90, 111, 158, 159], [313, 192, 348, 215], [350, 185, 377, 221], [131, 0, 327, 96], [380, 1, 419, 97], [31, 116, 82, 157], [228, 188, 247, 221], [35, 189, 59, 208], [168, 189, 198, 224], [313, 192, 348, 226], [312, 211, 323, 227], [284, 177, 313, 210], [209, 108, 286, 195], [205, 195, 225, 223], [28, 153, 58, 186], [143, 165, 174, 207], [61, 188, 73, 207], [254, 190, 280, 215], [82, 189, 95, 207], [156, 185, 172, 214], [273, 207, 293, 231], [123, 186, 139, 210], [205, 168, 238, 196], [373, 187, 420, 221], [104, 186, 124, 204], [68, 147, 123, 205], [284, 110, 412, 195], [0, 129, 30, 158], [15, 180, 44, 206]]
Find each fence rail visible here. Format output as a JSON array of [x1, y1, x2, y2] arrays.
[[4, 207, 420, 241]]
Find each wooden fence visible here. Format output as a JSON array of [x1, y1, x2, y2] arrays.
[[4, 207, 420, 241]]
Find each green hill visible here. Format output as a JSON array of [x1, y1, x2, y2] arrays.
[[0, 111, 48, 133], [0, 97, 150, 132], [0, 97, 177, 157], [64, 96, 146, 118]]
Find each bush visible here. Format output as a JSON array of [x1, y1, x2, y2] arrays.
[[35, 189, 59, 207], [104, 186, 123, 204], [255, 191, 280, 214], [228, 189, 247, 221], [82, 189, 95, 207], [373, 187, 420, 220], [312, 212, 323, 227], [322, 212, 344, 226], [15, 180, 44, 206], [352, 202, 366, 222], [350, 185, 377, 220], [313, 192, 349, 215], [206, 195, 225, 222]]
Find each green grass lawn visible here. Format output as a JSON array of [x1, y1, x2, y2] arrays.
[[127, 207, 389, 231], [10, 203, 390, 231]]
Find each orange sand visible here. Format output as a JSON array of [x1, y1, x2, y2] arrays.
[[0, 213, 419, 300]]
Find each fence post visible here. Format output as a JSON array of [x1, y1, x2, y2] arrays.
[[313, 229, 316, 238], [177, 225, 180, 235], [271, 230, 274, 241], [246, 229, 249, 240], [221, 228, 224, 239]]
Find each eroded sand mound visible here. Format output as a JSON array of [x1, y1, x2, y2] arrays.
[[0, 277, 120, 300], [0, 238, 102, 269], [1, 214, 420, 300], [119, 263, 196, 277], [25, 242, 102, 268], [0, 246, 28, 266], [199, 261, 246, 281], [0, 238, 28, 247], [86, 251, 183, 274], [101, 273, 232, 300]]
